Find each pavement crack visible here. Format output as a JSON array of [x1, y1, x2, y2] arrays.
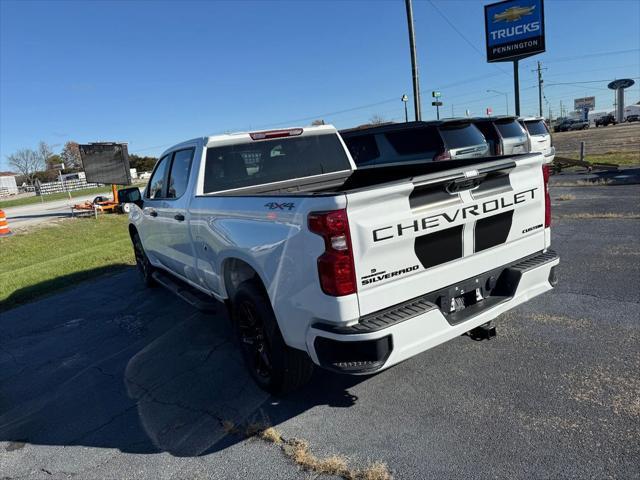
[[92, 366, 116, 378], [68, 403, 138, 444], [125, 376, 226, 426]]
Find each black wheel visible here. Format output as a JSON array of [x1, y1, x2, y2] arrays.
[[231, 281, 313, 395], [132, 232, 156, 287]]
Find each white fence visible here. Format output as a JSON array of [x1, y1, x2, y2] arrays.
[[37, 179, 101, 196]]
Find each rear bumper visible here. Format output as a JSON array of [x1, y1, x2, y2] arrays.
[[306, 250, 559, 374]]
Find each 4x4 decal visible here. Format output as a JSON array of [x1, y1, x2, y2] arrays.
[[264, 202, 295, 211]]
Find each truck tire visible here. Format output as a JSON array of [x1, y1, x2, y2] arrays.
[[132, 232, 156, 287], [231, 281, 313, 395]]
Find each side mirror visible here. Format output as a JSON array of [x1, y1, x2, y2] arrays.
[[117, 187, 142, 207]]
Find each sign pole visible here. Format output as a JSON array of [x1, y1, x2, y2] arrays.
[[513, 59, 520, 117], [405, 0, 422, 121]]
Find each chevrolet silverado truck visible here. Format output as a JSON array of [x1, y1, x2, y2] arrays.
[[119, 125, 559, 394]]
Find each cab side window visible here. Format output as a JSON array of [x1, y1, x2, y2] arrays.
[[167, 149, 193, 199], [146, 154, 171, 199]]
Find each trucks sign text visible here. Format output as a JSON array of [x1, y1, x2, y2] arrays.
[[484, 0, 545, 62]]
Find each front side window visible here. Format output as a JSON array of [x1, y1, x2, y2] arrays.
[[167, 149, 193, 199], [146, 154, 171, 199]]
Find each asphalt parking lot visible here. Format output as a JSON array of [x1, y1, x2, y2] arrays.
[[1, 182, 638, 479], [2, 193, 107, 230]]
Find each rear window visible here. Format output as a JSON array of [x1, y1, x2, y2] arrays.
[[342, 134, 380, 165], [203, 133, 351, 193], [524, 120, 549, 136], [495, 120, 526, 138], [384, 126, 443, 157], [438, 123, 486, 148], [475, 122, 499, 141]]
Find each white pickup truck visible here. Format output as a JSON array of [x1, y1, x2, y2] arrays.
[[120, 125, 559, 394]]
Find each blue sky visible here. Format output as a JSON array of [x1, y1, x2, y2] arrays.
[[1, 0, 639, 169]]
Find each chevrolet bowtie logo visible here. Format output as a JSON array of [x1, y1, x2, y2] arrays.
[[493, 5, 535, 23]]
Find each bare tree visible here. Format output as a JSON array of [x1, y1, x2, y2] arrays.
[[61, 141, 82, 169], [37, 141, 54, 168], [7, 149, 43, 185], [369, 114, 387, 125]]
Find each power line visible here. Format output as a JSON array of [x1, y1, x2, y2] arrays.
[[128, 96, 403, 154], [254, 97, 400, 128], [543, 48, 640, 64], [545, 77, 640, 87], [520, 48, 640, 69], [542, 63, 640, 79], [426, 71, 505, 92], [426, 0, 510, 77]]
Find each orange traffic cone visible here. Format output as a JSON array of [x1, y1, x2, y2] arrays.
[[0, 209, 13, 237]]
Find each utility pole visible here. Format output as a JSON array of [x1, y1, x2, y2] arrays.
[[560, 100, 564, 119], [532, 61, 545, 117], [405, 0, 421, 121]]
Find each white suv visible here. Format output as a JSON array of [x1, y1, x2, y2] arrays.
[[519, 117, 555, 163]]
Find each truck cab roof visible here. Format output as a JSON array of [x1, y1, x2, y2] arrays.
[[160, 125, 339, 158]]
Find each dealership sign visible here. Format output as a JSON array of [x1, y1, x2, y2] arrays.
[[485, 0, 545, 62], [574, 96, 595, 110]]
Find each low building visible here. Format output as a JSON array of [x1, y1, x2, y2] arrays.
[[0, 173, 19, 196]]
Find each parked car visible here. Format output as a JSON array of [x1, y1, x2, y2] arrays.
[[119, 124, 558, 393], [626, 114, 639, 123], [595, 114, 616, 127], [553, 119, 573, 132], [339, 120, 489, 167], [472, 116, 529, 156], [569, 119, 589, 131], [554, 119, 588, 132], [518, 117, 555, 163]]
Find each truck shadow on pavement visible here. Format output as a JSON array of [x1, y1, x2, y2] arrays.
[[0, 269, 363, 457]]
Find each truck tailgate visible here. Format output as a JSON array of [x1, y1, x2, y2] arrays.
[[346, 154, 548, 316]]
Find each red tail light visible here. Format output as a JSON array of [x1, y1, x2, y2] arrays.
[[495, 142, 503, 156], [249, 128, 303, 140], [542, 164, 551, 228], [434, 150, 452, 161], [308, 209, 357, 296]]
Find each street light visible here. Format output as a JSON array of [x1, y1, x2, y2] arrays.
[[487, 89, 509, 116], [401, 94, 409, 122]]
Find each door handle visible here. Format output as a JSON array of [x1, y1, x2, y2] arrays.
[[174, 214, 185, 222], [148, 210, 158, 217]]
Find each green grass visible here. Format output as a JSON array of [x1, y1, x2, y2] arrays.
[[562, 151, 640, 167], [0, 215, 135, 311], [0, 186, 113, 208]]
